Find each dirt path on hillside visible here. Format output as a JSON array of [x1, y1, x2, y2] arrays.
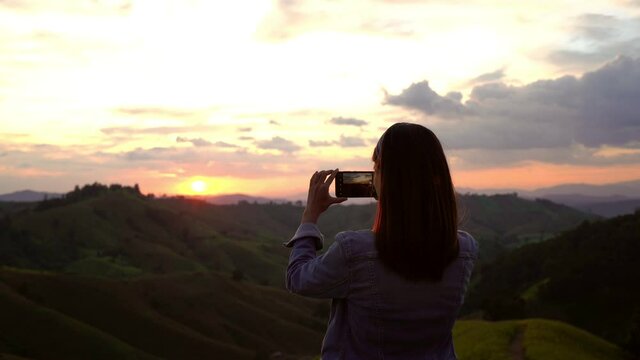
[[509, 324, 526, 360]]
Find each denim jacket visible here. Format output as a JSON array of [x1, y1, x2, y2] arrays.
[[284, 223, 478, 360]]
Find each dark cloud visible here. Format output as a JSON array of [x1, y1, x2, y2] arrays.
[[384, 80, 468, 117], [329, 117, 368, 127], [255, 136, 301, 153], [468, 82, 516, 101], [238, 127, 252, 132], [269, 120, 280, 125], [238, 136, 254, 141], [388, 56, 640, 150]]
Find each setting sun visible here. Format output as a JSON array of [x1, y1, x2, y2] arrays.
[[191, 180, 207, 193]]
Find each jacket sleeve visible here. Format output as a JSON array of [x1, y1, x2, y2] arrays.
[[284, 223, 350, 299]]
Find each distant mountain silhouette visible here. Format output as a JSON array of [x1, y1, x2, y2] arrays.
[[459, 179, 640, 217], [199, 193, 288, 205], [538, 194, 640, 217], [528, 179, 640, 198], [0, 190, 62, 202], [459, 179, 640, 198]]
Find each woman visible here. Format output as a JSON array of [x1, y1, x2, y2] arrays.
[[284, 122, 477, 359]]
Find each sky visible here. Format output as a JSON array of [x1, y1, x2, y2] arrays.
[[1, 0, 640, 197]]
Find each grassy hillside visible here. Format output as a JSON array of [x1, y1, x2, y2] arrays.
[[453, 319, 631, 360], [465, 211, 640, 353], [0, 189, 294, 286], [2, 265, 629, 360], [0, 184, 622, 359], [458, 193, 598, 261], [0, 185, 595, 285], [0, 267, 324, 359]]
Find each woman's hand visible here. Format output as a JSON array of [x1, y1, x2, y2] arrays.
[[301, 169, 347, 224]]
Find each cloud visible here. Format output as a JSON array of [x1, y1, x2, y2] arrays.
[[337, 135, 367, 147], [115, 107, 198, 118], [308, 135, 368, 148], [309, 140, 333, 147], [359, 19, 417, 37], [450, 144, 640, 170], [214, 141, 239, 148], [387, 56, 640, 152], [255, 136, 302, 153], [0, 0, 132, 15], [237, 127, 252, 132], [467, 68, 506, 86], [256, 0, 321, 41], [329, 117, 368, 127], [100, 124, 220, 136], [176, 136, 212, 147], [255, 0, 420, 41], [547, 13, 640, 68], [124, 147, 184, 161], [573, 14, 618, 40], [384, 80, 468, 117]]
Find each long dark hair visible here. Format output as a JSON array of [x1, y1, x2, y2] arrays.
[[372, 123, 459, 282]]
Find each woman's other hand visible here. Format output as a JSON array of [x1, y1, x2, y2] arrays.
[[301, 169, 347, 224]]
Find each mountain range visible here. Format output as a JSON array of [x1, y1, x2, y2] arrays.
[[3, 178, 640, 218]]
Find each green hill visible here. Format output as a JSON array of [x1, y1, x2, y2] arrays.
[[0, 267, 324, 359], [3, 266, 630, 360], [457, 193, 598, 261], [0, 184, 624, 359], [453, 319, 631, 360], [0, 185, 595, 284], [465, 210, 640, 353]]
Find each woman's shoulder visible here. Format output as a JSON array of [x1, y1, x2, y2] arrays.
[[334, 229, 376, 257], [335, 229, 375, 241], [457, 230, 479, 259]]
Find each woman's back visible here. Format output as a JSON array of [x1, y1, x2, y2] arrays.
[[286, 226, 478, 359]]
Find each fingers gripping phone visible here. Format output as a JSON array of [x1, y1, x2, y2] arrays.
[[335, 171, 377, 198]]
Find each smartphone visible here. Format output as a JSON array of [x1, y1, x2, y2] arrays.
[[335, 171, 377, 198]]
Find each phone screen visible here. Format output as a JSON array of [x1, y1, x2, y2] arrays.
[[335, 171, 376, 198]]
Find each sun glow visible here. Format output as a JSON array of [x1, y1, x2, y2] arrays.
[[191, 180, 207, 193]]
